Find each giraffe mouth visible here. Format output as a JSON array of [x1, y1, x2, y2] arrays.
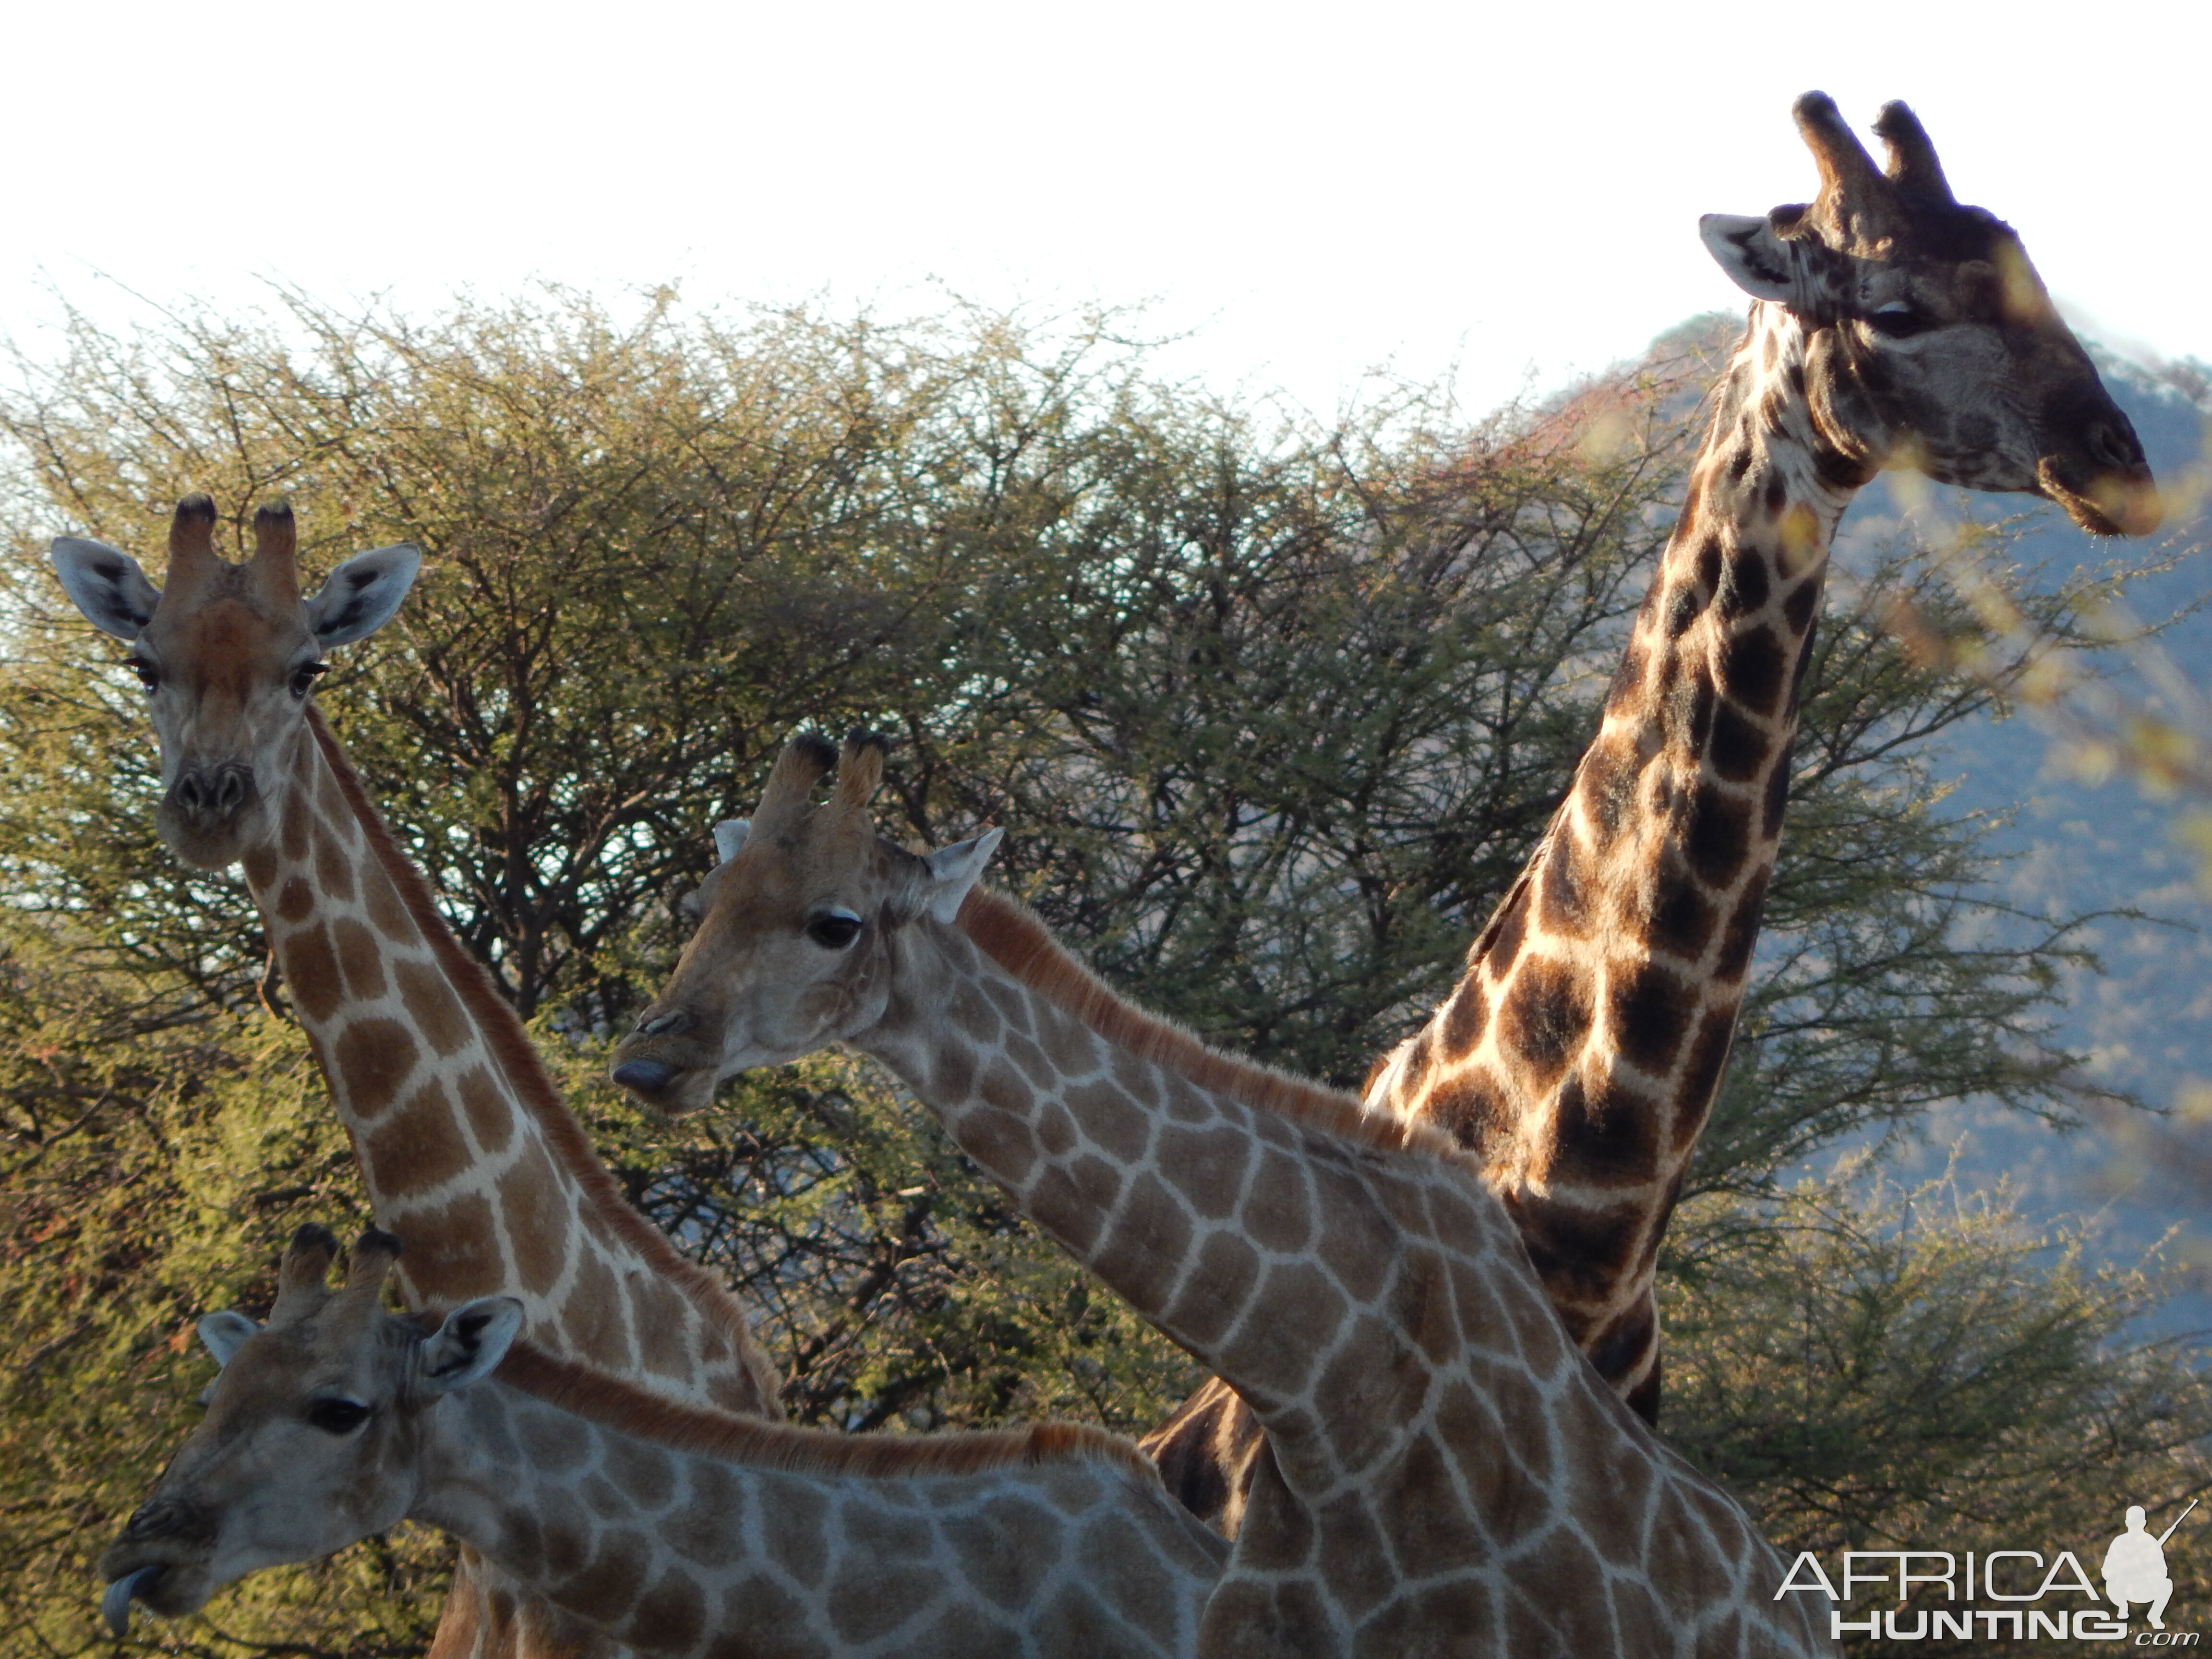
[[609, 1046, 722, 1117], [2036, 455, 2162, 538], [97, 1557, 214, 1631], [156, 775, 271, 870]]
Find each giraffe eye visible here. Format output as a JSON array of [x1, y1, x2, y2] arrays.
[[289, 661, 329, 699], [125, 657, 159, 693], [1867, 302, 1931, 339], [806, 910, 864, 950], [305, 1397, 371, 1435]]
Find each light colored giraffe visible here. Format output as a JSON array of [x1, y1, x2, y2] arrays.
[[610, 735, 1831, 1656], [51, 499, 782, 1659], [100, 1225, 1227, 1659], [1143, 89, 2164, 1533]]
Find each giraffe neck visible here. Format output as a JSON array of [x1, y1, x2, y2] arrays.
[[237, 708, 778, 1419], [406, 1347, 1222, 1659], [851, 890, 1824, 1652], [1365, 303, 1861, 1411]]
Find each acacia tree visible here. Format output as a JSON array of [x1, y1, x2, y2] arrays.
[[1663, 1168, 2212, 1659], [0, 291, 2193, 1653]]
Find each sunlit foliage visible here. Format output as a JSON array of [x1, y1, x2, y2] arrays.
[[0, 292, 2193, 1652]]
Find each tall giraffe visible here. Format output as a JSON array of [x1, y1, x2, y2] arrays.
[[51, 500, 782, 1659], [609, 736, 1829, 1655], [102, 1226, 1227, 1658], [1143, 90, 2162, 1532]]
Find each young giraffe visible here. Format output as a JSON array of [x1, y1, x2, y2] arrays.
[[610, 736, 1830, 1657], [51, 501, 783, 1659], [1144, 90, 2163, 1533], [100, 1226, 1227, 1659]]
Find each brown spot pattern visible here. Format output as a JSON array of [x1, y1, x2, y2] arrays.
[[1497, 956, 1588, 1092], [396, 958, 472, 1056], [332, 918, 386, 1000], [361, 1078, 471, 1194], [276, 876, 315, 923], [498, 1136, 575, 1297], [332, 1018, 419, 1118], [284, 925, 345, 1022], [455, 1065, 517, 1156]]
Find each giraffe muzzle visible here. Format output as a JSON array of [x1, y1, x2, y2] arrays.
[[166, 764, 259, 827], [118, 1495, 214, 1545], [156, 762, 270, 868], [611, 1058, 678, 1094], [2036, 452, 2162, 538], [609, 1030, 723, 1115], [100, 1486, 223, 1623]]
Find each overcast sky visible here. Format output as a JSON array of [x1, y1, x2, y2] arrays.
[[7, 0, 2202, 417]]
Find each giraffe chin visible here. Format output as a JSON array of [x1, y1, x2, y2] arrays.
[[154, 802, 273, 872], [609, 1056, 722, 1118], [2037, 456, 2163, 538]]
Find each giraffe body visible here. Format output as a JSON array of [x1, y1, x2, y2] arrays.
[[102, 1229, 1226, 1659], [1371, 95, 2154, 1409], [53, 502, 781, 1657], [613, 738, 1831, 1656]]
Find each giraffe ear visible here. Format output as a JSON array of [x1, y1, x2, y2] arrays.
[[921, 827, 1003, 924], [416, 1297, 523, 1393], [712, 819, 750, 864], [306, 545, 421, 646], [197, 1311, 262, 1369], [1701, 213, 1798, 303], [51, 539, 162, 640]]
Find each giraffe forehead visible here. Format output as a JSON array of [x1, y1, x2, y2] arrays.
[[705, 843, 836, 934], [204, 1331, 356, 1426], [1893, 198, 2011, 264], [153, 598, 310, 696], [719, 825, 897, 917]]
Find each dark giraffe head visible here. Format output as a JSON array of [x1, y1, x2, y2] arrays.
[[1699, 93, 2158, 536], [97, 1226, 520, 1635], [50, 496, 419, 869]]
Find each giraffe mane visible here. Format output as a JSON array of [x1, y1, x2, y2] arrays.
[[492, 1340, 1159, 1481], [955, 887, 1471, 1166], [305, 707, 778, 1402]]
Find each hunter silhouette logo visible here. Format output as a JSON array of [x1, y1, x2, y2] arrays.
[[1776, 1499, 2200, 1643], [2106, 1501, 2195, 1631]]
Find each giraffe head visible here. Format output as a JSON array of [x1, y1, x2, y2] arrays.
[[49, 496, 420, 869], [98, 1225, 521, 1635], [1699, 93, 2158, 536], [611, 732, 1000, 1115]]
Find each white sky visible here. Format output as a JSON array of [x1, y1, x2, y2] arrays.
[[6, 0, 2204, 417]]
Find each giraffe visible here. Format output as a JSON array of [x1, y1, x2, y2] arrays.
[[100, 1225, 1227, 1659], [609, 735, 1830, 1656], [50, 499, 783, 1659], [1142, 89, 2164, 1534]]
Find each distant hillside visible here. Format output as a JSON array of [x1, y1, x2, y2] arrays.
[[1829, 350, 2212, 1327]]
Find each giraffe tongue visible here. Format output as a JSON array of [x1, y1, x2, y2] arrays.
[[101, 1566, 163, 1638]]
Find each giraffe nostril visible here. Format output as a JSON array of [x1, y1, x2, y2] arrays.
[[636, 1009, 692, 1037], [169, 765, 254, 822], [125, 1499, 198, 1540], [2089, 422, 2140, 471]]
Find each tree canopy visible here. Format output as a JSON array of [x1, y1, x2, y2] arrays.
[[0, 291, 2200, 1655]]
